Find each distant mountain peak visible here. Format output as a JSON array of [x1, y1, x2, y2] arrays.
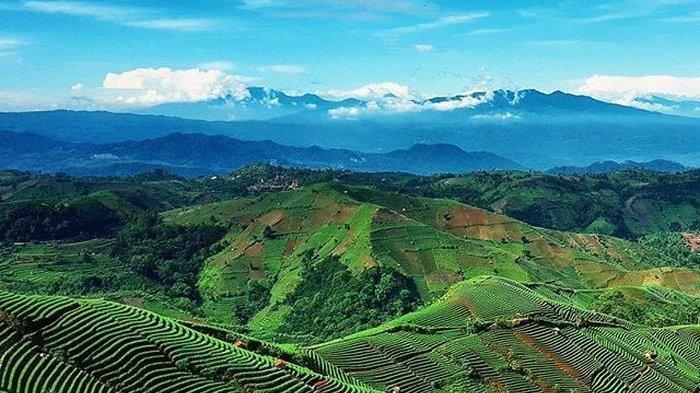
[[404, 143, 468, 154]]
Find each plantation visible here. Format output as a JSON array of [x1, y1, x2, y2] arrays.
[[310, 277, 700, 392], [0, 292, 376, 393], [0, 167, 697, 392], [159, 183, 699, 340]]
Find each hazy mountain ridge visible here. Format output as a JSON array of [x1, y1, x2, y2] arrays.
[[548, 159, 689, 174], [0, 130, 521, 176], [1, 88, 699, 169], [143, 87, 663, 122]]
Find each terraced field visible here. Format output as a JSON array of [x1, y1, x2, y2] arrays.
[[162, 183, 700, 338], [310, 276, 700, 392], [0, 291, 375, 393], [0, 239, 148, 294], [1, 178, 697, 392], [1, 276, 695, 393]]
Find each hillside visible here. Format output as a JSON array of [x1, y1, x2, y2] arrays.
[[0, 277, 696, 393], [370, 169, 700, 239], [163, 183, 699, 340], [548, 159, 688, 174], [309, 276, 700, 392], [0, 172, 697, 392], [0, 291, 375, 393]]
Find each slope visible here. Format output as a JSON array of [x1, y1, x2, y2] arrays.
[[0, 291, 375, 393], [309, 276, 700, 392], [163, 183, 699, 341]]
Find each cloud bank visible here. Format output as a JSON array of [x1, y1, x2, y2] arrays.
[[578, 75, 700, 115], [102, 67, 250, 106], [323, 82, 414, 101], [579, 75, 700, 102]]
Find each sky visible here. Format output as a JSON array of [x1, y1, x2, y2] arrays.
[[0, 0, 699, 111]]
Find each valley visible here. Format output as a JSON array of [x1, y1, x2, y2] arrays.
[[0, 166, 697, 392]]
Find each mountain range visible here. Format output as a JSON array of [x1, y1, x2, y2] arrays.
[[141, 87, 670, 122], [548, 159, 688, 174], [1, 88, 699, 169], [0, 131, 521, 177]]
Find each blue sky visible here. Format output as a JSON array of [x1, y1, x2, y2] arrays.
[[0, 0, 699, 110]]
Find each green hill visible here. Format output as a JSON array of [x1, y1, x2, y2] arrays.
[[309, 276, 700, 392], [163, 183, 699, 341], [374, 169, 700, 239], [0, 171, 698, 392], [0, 291, 375, 393], [0, 277, 696, 393]]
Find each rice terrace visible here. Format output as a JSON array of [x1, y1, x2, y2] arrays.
[[0, 0, 699, 392]]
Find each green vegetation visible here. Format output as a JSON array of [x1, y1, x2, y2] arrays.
[[589, 289, 700, 326], [639, 231, 700, 269], [279, 255, 421, 339], [310, 276, 700, 392], [0, 166, 698, 392], [112, 214, 226, 305], [0, 291, 376, 393], [370, 169, 700, 239]]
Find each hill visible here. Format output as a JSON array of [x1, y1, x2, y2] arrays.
[[0, 291, 375, 393], [0, 277, 696, 393], [162, 183, 699, 340], [0, 171, 697, 391], [548, 159, 688, 174], [0, 131, 521, 177], [371, 169, 700, 239], [309, 276, 700, 392]]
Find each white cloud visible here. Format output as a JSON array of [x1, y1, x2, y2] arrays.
[[664, 11, 700, 22], [199, 61, 235, 71], [468, 28, 515, 36], [471, 112, 521, 121], [324, 83, 501, 119], [626, 100, 675, 113], [126, 18, 217, 31], [102, 67, 251, 106], [22, 1, 217, 31], [327, 98, 420, 120], [579, 75, 700, 104], [239, 0, 432, 21], [323, 82, 414, 100], [258, 64, 307, 74], [70, 83, 85, 91], [0, 38, 23, 50], [239, 0, 286, 9], [0, 37, 23, 58], [413, 44, 434, 53], [425, 92, 493, 111], [23, 0, 132, 18], [382, 12, 489, 36]]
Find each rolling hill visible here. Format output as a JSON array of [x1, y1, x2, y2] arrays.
[[0, 170, 698, 392], [370, 169, 700, 239], [162, 183, 699, 341], [548, 159, 688, 174], [0, 131, 521, 177], [0, 276, 696, 393]]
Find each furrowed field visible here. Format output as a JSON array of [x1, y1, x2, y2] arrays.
[[0, 167, 698, 392]]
